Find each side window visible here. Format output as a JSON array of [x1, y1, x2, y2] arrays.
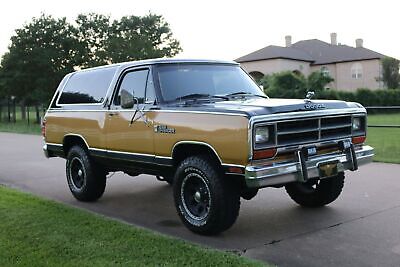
[[115, 69, 149, 106], [58, 67, 116, 104]]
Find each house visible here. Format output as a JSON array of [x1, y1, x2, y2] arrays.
[[235, 33, 386, 90]]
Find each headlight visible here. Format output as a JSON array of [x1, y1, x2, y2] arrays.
[[352, 117, 361, 131], [255, 126, 270, 144]]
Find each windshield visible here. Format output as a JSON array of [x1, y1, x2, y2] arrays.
[[156, 64, 266, 102]]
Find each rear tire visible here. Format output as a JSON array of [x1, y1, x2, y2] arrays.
[[173, 155, 240, 235], [285, 172, 345, 207], [66, 145, 106, 202]]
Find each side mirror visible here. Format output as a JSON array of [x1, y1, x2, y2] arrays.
[[120, 89, 134, 109]]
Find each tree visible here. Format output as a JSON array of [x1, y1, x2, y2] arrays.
[[0, 12, 182, 117], [107, 13, 182, 63], [75, 13, 111, 68], [74, 13, 182, 67], [0, 14, 78, 122], [381, 57, 400, 89]]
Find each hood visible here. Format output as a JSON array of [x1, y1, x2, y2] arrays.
[[165, 97, 363, 117]]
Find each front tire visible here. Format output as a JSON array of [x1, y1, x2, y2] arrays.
[[66, 145, 106, 202], [285, 172, 345, 207], [173, 155, 240, 235]]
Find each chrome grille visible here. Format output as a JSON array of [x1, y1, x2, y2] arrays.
[[276, 115, 353, 146]]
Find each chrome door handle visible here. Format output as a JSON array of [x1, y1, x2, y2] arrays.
[[108, 112, 119, 117]]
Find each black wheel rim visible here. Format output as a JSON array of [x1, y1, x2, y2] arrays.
[[69, 157, 85, 190], [180, 173, 211, 221]]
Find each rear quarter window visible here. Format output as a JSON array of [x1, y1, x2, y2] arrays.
[[58, 66, 117, 104]]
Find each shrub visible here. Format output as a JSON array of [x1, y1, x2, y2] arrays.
[[309, 88, 400, 107], [264, 71, 307, 99], [307, 72, 334, 93], [261, 71, 334, 99], [260, 71, 400, 106]]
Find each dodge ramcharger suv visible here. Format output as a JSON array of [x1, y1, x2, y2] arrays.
[[42, 59, 374, 235]]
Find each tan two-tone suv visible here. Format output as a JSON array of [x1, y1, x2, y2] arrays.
[[43, 59, 374, 235]]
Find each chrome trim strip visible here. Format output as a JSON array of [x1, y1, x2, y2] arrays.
[[90, 147, 154, 158], [46, 108, 248, 117], [89, 148, 175, 166], [155, 155, 173, 160], [115, 109, 248, 117], [45, 73, 72, 114], [47, 141, 243, 168], [46, 140, 244, 168], [250, 108, 366, 124], [46, 142, 63, 147], [47, 110, 106, 113], [245, 145, 374, 188], [50, 138, 224, 163], [222, 163, 246, 168]]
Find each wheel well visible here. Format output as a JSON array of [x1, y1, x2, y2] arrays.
[[172, 143, 221, 167], [63, 135, 89, 156]]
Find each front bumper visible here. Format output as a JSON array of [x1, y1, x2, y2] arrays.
[[245, 145, 374, 188]]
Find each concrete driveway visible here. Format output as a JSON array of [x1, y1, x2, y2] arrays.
[[1, 132, 400, 266]]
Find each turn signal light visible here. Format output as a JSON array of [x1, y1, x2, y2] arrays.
[[352, 136, 366, 144], [41, 119, 46, 138], [228, 167, 244, 174], [253, 148, 277, 160]]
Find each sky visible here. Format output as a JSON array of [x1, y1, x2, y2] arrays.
[[0, 0, 399, 61]]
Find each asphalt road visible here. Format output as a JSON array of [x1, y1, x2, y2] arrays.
[[1, 132, 400, 266]]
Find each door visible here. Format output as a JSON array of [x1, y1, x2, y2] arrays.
[[105, 67, 156, 162]]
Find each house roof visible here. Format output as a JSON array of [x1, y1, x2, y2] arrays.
[[235, 39, 385, 65], [235, 45, 314, 63]]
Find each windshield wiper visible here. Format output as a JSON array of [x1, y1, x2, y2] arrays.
[[175, 93, 229, 102], [226, 92, 268, 99]]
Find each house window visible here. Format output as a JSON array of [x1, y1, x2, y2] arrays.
[[351, 63, 363, 79], [321, 66, 330, 77]]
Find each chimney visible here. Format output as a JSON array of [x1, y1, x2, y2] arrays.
[[356, 38, 363, 48], [330, 32, 337, 45], [285, 35, 292, 47]]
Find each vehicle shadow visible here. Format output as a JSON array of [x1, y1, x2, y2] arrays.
[[72, 173, 352, 250]]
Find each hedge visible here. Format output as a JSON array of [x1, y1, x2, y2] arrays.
[[266, 88, 400, 107]]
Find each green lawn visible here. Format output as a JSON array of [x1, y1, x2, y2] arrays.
[[366, 113, 400, 164], [0, 105, 44, 135], [366, 128, 400, 164], [0, 121, 41, 135], [0, 186, 264, 266], [367, 113, 400, 126], [0, 106, 46, 121]]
